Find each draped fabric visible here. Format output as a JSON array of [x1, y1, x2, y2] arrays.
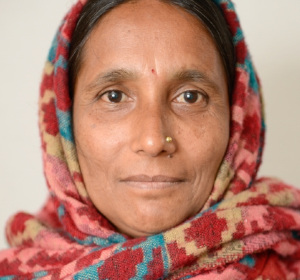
[[1, 0, 300, 279]]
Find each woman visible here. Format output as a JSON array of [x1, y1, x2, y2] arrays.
[[1, 0, 300, 279]]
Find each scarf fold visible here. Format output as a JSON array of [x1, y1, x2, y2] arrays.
[[1, 0, 300, 279]]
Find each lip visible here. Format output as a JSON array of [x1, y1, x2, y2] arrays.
[[120, 174, 185, 190]]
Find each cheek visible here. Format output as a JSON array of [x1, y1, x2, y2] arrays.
[[183, 111, 229, 170], [73, 111, 126, 204], [74, 108, 125, 162]]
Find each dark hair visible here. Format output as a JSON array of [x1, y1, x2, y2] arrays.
[[69, 0, 235, 97]]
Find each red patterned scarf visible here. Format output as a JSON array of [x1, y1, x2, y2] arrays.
[[1, 0, 300, 279]]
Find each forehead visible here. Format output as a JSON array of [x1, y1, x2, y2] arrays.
[[84, 0, 217, 57], [95, 0, 207, 34], [78, 0, 225, 89]]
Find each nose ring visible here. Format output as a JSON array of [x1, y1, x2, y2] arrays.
[[166, 136, 173, 143]]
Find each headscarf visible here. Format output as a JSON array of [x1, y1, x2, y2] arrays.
[[1, 0, 300, 279]]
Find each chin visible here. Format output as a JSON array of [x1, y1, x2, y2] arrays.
[[117, 208, 192, 237]]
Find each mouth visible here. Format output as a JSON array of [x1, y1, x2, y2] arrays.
[[120, 174, 185, 190]]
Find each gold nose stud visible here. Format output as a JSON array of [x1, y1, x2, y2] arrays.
[[166, 136, 173, 143]]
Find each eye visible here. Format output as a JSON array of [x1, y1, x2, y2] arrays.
[[99, 90, 127, 103], [175, 90, 207, 104]]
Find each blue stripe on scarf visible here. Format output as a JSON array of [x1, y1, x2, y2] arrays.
[[239, 255, 255, 268], [55, 55, 68, 74], [133, 234, 169, 279], [74, 261, 104, 280], [34, 271, 48, 279], [57, 109, 74, 142]]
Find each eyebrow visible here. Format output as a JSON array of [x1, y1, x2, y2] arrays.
[[85, 68, 137, 92], [172, 69, 219, 91], [84, 68, 219, 92]]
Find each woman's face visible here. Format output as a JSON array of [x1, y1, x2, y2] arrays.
[[73, 0, 230, 237]]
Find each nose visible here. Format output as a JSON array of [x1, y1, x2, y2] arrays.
[[130, 104, 176, 157]]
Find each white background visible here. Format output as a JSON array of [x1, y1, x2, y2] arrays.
[[0, 0, 299, 249]]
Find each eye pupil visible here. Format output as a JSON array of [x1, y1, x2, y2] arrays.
[[108, 90, 122, 103], [184, 91, 198, 103]]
